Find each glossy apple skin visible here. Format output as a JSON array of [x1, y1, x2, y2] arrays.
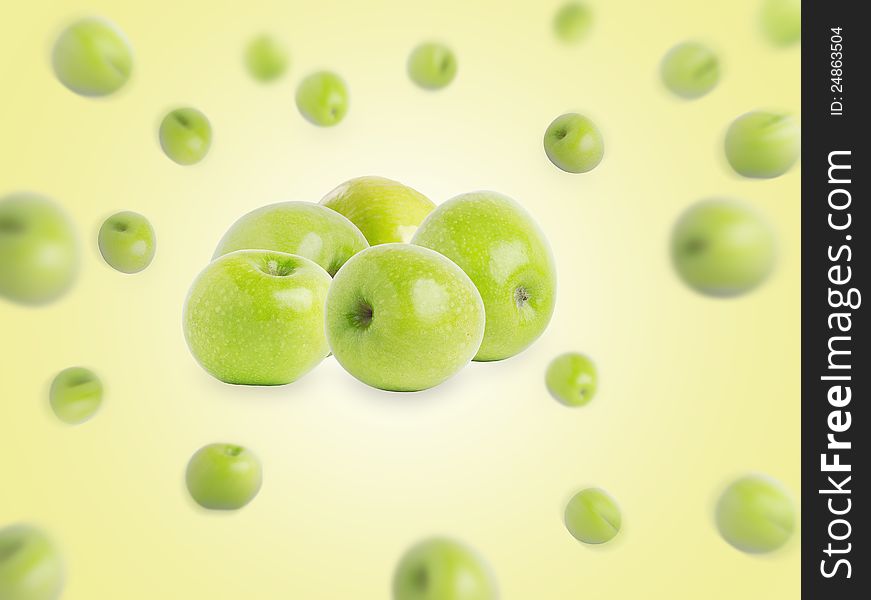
[[244, 34, 288, 82], [213, 201, 368, 276], [320, 176, 436, 246], [760, 0, 801, 46], [564, 488, 621, 544], [716, 474, 795, 553], [51, 17, 133, 97], [660, 42, 720, 99], [724, 111, 800, 179], [543, 113, 604, 173], [393, 537, 497, 600], [183, 250, 331, 385], [185, 443, 262, 510], [0, 523, 64, 600], [98, 211, 156, 274], [159, 107, 212, 166], [295, 71, 349, 127], [413, 191, 556, 362], [553, 2, 593, 43], [407, 42, 457, 90], [49, 367, 103, 425], [0, 194, 78, 306], [326, 244, 484, 392], [671, 199, 775, 297], [546, 353, 597, 407]]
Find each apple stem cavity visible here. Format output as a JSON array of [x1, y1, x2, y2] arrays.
[[684, 238, 707, 255], [0, 217, 24, 234], [348, 299, 374, 329], [261, 257, 296, 277], [553, 128, 568, 140], [514, 285, 530, 307], [412, 566, 429, 589], [0, 539, 24, 561], [224, 445, 244, 457]]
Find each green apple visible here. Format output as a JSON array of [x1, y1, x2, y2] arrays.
[[325, 244, 484, 392], [49, 367, 103, 425], [760, 0, 801, 46], [244, 34, 288, 82], [98, 211, 156, 273], [724, 111, 800, 179], [564, 487, 621, 545], [671, 199, 775, 297], [412, 191, 556, 361], [407, 42, 457, 90], [185, 443, 262, 510], [320, 176, 436, 245], [0, 523, 64, 600], [393, 537, 497, 600], [51, 17, 133, 97], [660, 42, 720, 99], [295, 71, 349, 127], [159, 107, 212, 166], [716, 474, 795, 553], [213, 201, 368, 276], [553, 2, 593, 43], [183, 250, 331, 385], [543, 113, 604, 173], [0, 193, 78, 306], [546, 353, 597, 407]]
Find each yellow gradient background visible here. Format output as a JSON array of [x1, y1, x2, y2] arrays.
[[1, 1, 799, 598]]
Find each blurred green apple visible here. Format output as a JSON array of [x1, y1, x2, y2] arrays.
[[98, 211, 156, 274], [393, 537, 497, 600], [0, 523, 63, 600], [407, 42, 457, 90], [543, 113, 604, 173], [183, 250, 331, 385], [660, 42, 720, 99], [553, 2, 593, 43], [564, 487, 621, 544], [0, 193, 78, 306], [413, 191, 556, 361], [186, 443, 262, 510], [760, 0, 801, 46], [724, 111, 800, 178], [546, 352, 597, 407], [244, 34, 288, 82], [159, 107, 212, 166], [671, 199, 775, 297], [320, 176, 436, 245], [295, 71, 349, 127], [213, 201, 368, 276], [49, 367, 103, 425], [51, 17, 133, 97], [326, 244, 484, 392], [716, 474, 795, 553]]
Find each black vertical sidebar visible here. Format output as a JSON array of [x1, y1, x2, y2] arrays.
[[802, 0, 867, 597]]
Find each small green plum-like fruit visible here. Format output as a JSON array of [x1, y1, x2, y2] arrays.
[[393, 537, 497, 600], [407, 42, 457, 90], [295, 71, 349, 127], [183, 251, 331, 385], [51, 17, 133, 97], [244, 34, 288, 82], [660, 42, 720, 99], [159, 107, 212, 165], [185, 443, 262, 510], [546, 353, 597, 407], [553, 2, 593, 43], [716, 474, 795, 553], [326, 244, 485, 392], [98, 211, 156, 273], [544, 113, 604, 173], [671, 199, 775, 297], [49, 367, 103, 425], [0, 523, 64, 600], [564, 487, 621, 544], [320, 176, 436, 245], [724, 111, 800, 178], [413, 191, 556, 361], [0, 193, 78, 306], [760, 0, 801, 46], [214, 202, 367, 276]]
